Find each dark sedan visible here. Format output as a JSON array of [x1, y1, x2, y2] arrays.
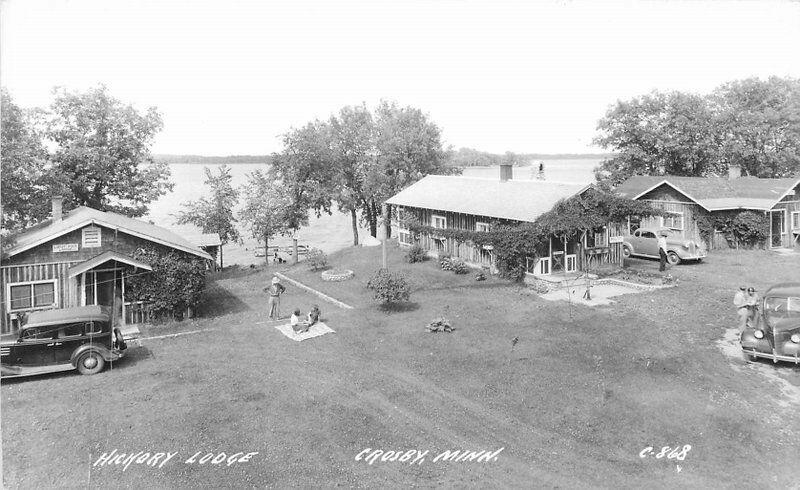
[[740, 283, 800, 364]]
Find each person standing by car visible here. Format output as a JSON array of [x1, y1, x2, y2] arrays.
[[744, 287, 759, 327], [265, 277, 286, 320], [658, 231, 668, 272], [733, 286, 748, 331]]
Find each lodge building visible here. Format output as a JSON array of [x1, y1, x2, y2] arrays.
[[0, 198, 213, 333]]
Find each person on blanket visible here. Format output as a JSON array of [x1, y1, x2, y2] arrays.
[[290, 309, 310, 334], [307, 305, 321, 328]]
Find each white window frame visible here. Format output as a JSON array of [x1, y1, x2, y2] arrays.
[[6, 279, 59, 312], [82, 226, 102, 248], [432, 215, 447, 229], [792, 211, 800, 230], [661, 212, 684, 231], [475, 222, 490, 232], [398, 230, 412, 246]]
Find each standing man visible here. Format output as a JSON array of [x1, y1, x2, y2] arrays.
[[733, 286, 748, 332], [744, 287, 759, 327], [265, 276, 286, 320], [658, 231, 669, 272]]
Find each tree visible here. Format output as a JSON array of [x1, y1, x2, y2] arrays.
[[238, 169, 294, 264], [176, 165, 240, 268], [46, 85, 173, 217], [593, 77, 800, 188], [363, 101, 455, 237], [1, 89, 54, 231]]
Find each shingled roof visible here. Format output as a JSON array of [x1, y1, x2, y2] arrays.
[[5, 206, 212, 260], [615, 175, 800, 211], [386, 175, 589, 222]]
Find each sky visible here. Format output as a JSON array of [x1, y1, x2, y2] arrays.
[[2, 0, 799, 156]]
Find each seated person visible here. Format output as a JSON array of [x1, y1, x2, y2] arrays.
[[290, 309, 309, 334], [307, 305, 321, 327]]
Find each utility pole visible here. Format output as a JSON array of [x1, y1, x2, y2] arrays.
[[381, 203, 389, 270]]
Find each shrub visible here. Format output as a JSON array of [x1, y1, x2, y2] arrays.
[[451, 259, 469, 274], [475, 271, 486, 281], [439, 253, 453, 271], [307, 248, 328, 271], [426, 317, 454, 333], [366, 268, 411, 304], [405, 244, 428, 263]]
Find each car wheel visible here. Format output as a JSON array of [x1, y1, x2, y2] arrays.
[[622, 246, 632, 258], [666, 251, 680, 265], [77, 351, 105, 375]]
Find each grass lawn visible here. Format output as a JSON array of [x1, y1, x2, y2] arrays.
[[2, 244, 800, 488]]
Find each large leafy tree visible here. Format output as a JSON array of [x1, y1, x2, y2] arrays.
[[238, 169, 295, 264], [46, 85, 172, 217], [176, 165, 241, 268], [1, 89, 55, 231], [594, 77, 800, 188]]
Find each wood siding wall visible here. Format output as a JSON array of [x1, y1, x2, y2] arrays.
[[0, 262, 80, 333]]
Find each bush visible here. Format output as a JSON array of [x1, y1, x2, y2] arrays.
[[475, 271, 486, 281], [307, 248, 328, 271], [366, 268, 411, 304], [426, 317, 454, 333], [439, 253, 453, 271], [451, 259, 469, 274], [405, 244, 428, 263]]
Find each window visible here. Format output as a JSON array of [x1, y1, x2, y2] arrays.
[[398, 231, 412, 246], [60, 323, 84, 338], [586, 227, 608, 248], [641, 231, 656, 239], [82, 226, 102, 248], [85, 321, 102, 334], [7, 280, 58, 312], [662, 212, 684, 230], [21, 326, 59, 341], [792, 212, 800, 230], [476, 222, 490, 232], [432, 215, 447, 229]]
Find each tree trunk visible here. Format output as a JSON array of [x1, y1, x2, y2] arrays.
[[350, 208, 359, 246], [292, 238, 298, 264], [368, 200, 378, 237], [219, 244, 224, 270], [264, 233, 269, 265]]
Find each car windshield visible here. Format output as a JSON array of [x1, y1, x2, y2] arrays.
[[764, 296, 800, 325]]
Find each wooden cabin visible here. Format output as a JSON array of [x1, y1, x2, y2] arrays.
[[0, 198, 213, 333], [386, 165, 625, 278], [616, 168, 800, 250]]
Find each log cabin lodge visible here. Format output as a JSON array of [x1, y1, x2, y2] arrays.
[[386, 164, 627, 279], [0, 198, 213, 333]]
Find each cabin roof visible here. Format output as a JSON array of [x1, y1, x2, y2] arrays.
[[615, 175, 800, 211], [5, 206, 213, 260], [386, 175, 590, 222]]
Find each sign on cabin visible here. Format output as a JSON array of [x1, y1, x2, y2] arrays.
[[609, 236, 623, 244], [52, 243, 79, 252]]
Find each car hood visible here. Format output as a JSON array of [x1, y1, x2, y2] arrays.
[[768, 318, 800, 333]]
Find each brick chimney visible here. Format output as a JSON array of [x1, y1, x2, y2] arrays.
[[500, 164, 513, 182], [728, 164, 741, 180], [52, 196, 63, 222]]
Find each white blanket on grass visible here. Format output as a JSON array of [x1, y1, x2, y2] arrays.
[[274, 322, 335, 341]]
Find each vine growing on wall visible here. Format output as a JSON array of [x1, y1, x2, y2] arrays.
[[124, 247, 207, 319], [406, 188, 668, 281]]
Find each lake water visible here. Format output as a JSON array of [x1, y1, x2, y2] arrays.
[[146, 159, 601, 265]]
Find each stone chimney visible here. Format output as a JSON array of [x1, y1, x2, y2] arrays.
[[728, 164, 741, 180], [500, 164, 513, 182], [52, 196, 63, 222]]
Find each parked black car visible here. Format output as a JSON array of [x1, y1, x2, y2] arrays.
[[1, 305, 140, 378], [740, 282, 800, 364]]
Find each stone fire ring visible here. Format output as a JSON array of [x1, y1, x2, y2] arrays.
[[321, 269, 354, 282]]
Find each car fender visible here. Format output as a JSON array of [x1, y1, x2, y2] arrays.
[[70, 344, 114, 366], [622, 241, 634, 253]]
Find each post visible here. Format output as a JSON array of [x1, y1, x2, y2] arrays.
[[292, 238, 299, 265], [381, 203, 388, 270]]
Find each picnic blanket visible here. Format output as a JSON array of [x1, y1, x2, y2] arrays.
[[274, 322, 335, 342]]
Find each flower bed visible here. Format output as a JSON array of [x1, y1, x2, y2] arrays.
[[321, 268, 354, 282]]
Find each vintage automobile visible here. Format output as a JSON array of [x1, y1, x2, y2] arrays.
[[740, 283, 800, 364], [0, 305, 140, 378], [621, 227, 706, 265]]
